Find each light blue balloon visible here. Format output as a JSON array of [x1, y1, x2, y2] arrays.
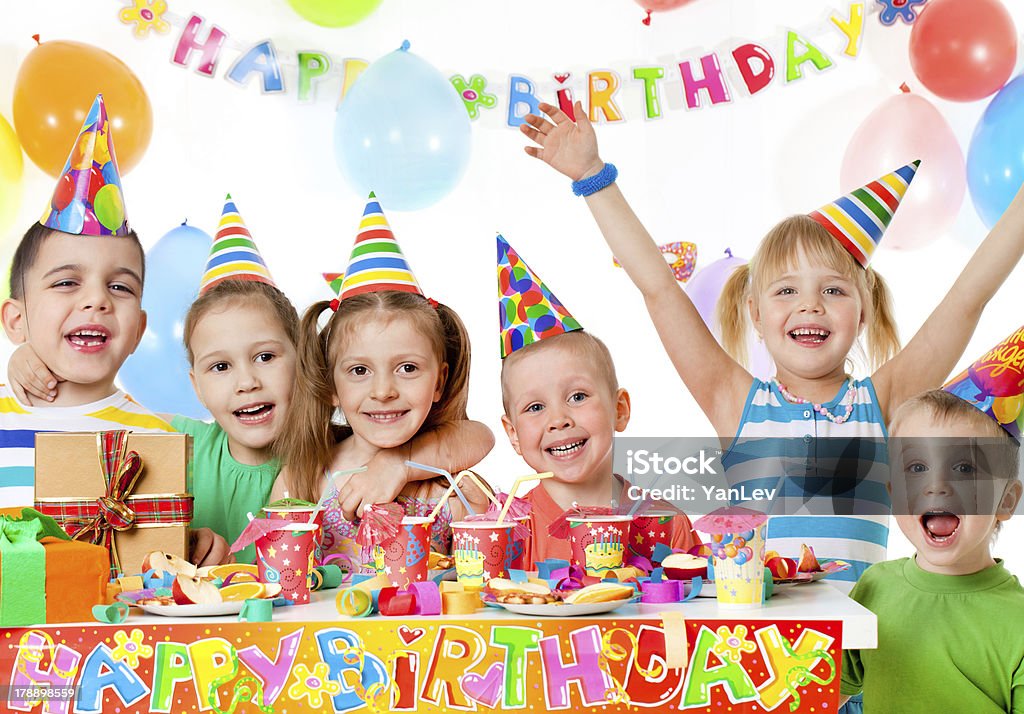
[[334, 41, 471, 211], [967, 75, 1024, 229], [118, 222, 211, 419]]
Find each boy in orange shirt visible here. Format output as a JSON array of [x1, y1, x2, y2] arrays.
[[496, 236, 700, 565]]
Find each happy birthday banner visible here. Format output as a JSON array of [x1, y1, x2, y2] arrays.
[[2, 617, 840, 712], [117, 0, 867, 126]]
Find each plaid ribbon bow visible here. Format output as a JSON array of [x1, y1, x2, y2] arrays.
[[35, 431, 194, 577], [63, 432, 143, 572]]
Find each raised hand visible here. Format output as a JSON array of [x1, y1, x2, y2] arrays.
[[520, 100, 605, 181]]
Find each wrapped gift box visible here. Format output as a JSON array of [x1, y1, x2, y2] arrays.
[[34, 431, 193, 577], [0, 508, 110, 625]]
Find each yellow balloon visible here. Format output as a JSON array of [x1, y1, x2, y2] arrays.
[[13, 40, 152, 177], [0, 113, 24, 299], [0, 113, 23, 208], [992, 394, 1023, 424]]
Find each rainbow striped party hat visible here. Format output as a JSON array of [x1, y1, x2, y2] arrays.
[[323, 272, 345, 295], [335, 192, 422, 301], [40, 94, 130, 237], [199, 195, 276, 294], [809, 160, 920, 267], [498, 235, 582, 359]]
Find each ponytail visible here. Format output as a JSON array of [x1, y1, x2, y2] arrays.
[[717, 263, 753, 368], [864, 268, 900, 370], [274, 300, 348, 502], [429, 302, 471, 427]]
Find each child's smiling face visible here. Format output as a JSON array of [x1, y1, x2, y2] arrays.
[[890, 408, 1022, 576], [189, 301, 296, 465], [501, 340, 629, 488], [331, 314, 446, 450], [1, 231, 146, 404], [749, 248, 865, 385]]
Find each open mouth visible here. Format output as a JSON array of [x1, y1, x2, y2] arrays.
[[66, 328, 110, 349], [788, 327, 830, 345], [233, 403, 274, 424], [364, 410, 409, 424], [546, 439, 587, 457], [920, 511, 961, 544]]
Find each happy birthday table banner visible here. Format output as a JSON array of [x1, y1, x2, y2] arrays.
[[2, 616, 840, 712], [116, 0, 869, 125]]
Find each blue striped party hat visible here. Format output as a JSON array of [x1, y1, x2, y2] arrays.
[[809, 160, 920, 267], [199, 194, 276, 294], [336, 192, 422, 301]]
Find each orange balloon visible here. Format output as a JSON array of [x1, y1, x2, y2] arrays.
[[13, 40, 152, 177], [992, 394, 1023, 425]]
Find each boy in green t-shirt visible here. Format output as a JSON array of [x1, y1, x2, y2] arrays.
[[840, 388, 1024, 712]]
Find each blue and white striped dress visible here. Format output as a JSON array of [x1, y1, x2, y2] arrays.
[[721, 378, 890, 592]]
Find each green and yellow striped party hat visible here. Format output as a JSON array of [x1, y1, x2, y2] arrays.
[[199, 194, 275, 294], [809, 160, 920, 267], [335, 192, 422, 301]]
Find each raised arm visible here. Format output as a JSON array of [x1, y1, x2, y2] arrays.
[[873, 183, 1024, 419], [521, 101, 752, 435]]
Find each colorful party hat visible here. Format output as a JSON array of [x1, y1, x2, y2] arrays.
[[808, 160, 920, 267], [323, 272, 345, 295], [40, 94, 129, 236], [335, 192, 422, 301], [498, 235, 582, 359], [943, 325, 1024, 440], [199, 195, 276, 294]]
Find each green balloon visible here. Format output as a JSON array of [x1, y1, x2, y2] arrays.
[[94, 184, 124, 231], [286, 0, 383, 27]]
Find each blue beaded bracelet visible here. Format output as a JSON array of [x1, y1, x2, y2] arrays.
[[572, 162, 618, 197]]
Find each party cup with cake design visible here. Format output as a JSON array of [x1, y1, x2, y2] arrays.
[[693, 507, 768, 608]]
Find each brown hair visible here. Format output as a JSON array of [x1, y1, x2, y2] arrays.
[[182, 280, 299, 365], [891, 388, 1020, 480], [276, 291, 471, 501], [500, 330, 618, 415], [717, 215, 900, 372], [9, 222, 146, 300]]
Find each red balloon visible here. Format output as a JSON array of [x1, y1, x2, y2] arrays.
[[86, 166, 105, 205], [52, 172, 76, 211], [909, 0, 1017, 102]]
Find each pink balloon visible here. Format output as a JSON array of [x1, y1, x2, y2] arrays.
[[686, 249, 774, 380], [840, 90, 964, 251], [634, 0, 694, 9]]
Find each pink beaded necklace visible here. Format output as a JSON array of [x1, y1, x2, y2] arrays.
[[774, 378, 856, 424]]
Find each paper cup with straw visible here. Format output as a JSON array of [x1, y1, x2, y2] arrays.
[[263, 498, 326, 565], [497, 472, 553, 524], [370, 516, 433, 587]]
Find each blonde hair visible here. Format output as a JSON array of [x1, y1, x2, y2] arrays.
[[717, 215, 900, 372], [890, 389, 1021, 531], [275, 292, 470, 502], [500, 330, 618, 415]]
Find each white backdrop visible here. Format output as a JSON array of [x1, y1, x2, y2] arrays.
[[3, 0, 1023, 572]]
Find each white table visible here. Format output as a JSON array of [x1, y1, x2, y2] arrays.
[[127, 580, 877, 649]]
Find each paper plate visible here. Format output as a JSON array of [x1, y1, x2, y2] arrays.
[[496, 598, 633, 617], [807, 560, 852, 581], [135, 601, 247, 617]]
